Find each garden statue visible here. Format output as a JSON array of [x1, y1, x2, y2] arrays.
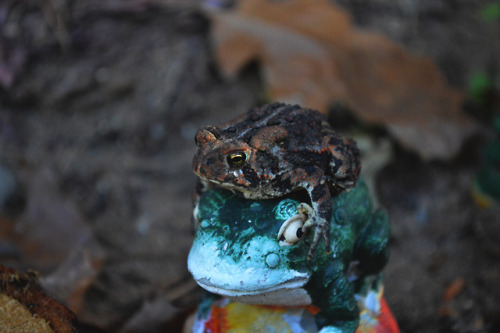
[[187, 103, 399, 332]]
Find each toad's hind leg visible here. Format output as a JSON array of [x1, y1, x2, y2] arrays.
[[299, 185, 332, 259]]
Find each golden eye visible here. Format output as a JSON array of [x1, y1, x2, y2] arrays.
[[277, 215, 305, 246], [227, 152, 246, 168]]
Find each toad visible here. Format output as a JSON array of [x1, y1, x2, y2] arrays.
[[192, 103, 360, 259]]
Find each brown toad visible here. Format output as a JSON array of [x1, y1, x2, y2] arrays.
[[192, 102, 360, 259]]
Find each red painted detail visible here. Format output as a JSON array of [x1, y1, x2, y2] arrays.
[[305, 305, 321, 315], [253, 304, 321, 316], [315, 196, 326, 204], [204, 304, 228, 333], [375, 297, 399, 333]]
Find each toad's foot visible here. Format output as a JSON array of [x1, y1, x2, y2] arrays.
[[297, 203, 331, 260]]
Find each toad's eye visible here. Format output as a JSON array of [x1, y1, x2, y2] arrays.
[[227, 152, 246, 168], [278, 215, 305, 246]]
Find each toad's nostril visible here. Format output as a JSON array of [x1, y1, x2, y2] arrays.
[[265, 253, 280, 268]]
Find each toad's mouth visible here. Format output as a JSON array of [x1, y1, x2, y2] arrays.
[[195, 274, 309, 297], [197, 176, 313, 203], [198, 176, 249, 191], [194, 275, 312, 306]]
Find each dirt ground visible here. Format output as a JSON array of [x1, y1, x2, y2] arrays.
[[1, 1, 500, 332]]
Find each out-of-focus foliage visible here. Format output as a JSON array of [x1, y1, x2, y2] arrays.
[[479, 2, 500, 22], [469, 72, 495, 104]]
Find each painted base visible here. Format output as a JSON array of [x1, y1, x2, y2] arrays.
[[189, 287, 399, 333]]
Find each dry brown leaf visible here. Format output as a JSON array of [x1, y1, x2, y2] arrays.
[[15, 168, 97, 269], [8, 167, 106, 318], [442, 277, 466, 302], [0, 266, 77, 332], [207, 0, 476, 160]]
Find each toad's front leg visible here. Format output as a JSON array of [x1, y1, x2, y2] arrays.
[[299, 183, 332, 259]]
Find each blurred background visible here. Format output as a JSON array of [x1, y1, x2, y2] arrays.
[[1, 0, 499, 332]]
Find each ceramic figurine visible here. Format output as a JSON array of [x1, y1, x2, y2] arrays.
[[187, 103, 399, 332]]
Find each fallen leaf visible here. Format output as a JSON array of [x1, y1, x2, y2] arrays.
[[40, 236, 106, 315], [442, 277, 466, 302], [120, 294, 179, 333], [206, 0, 477, 160], [15, 167, 96, 270], [10, 167, 107, 317], [0, 265, 77, 333]]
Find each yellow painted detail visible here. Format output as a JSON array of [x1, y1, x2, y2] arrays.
[[224, 303, 292, 333]]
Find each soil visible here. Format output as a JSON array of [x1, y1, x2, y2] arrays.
[[0, 1, 499, 332]]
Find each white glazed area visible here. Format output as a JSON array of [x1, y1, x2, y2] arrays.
[[188, 235, 312, 306]]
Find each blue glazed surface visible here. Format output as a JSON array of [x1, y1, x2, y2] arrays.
[[188, 180, 391, 332]]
